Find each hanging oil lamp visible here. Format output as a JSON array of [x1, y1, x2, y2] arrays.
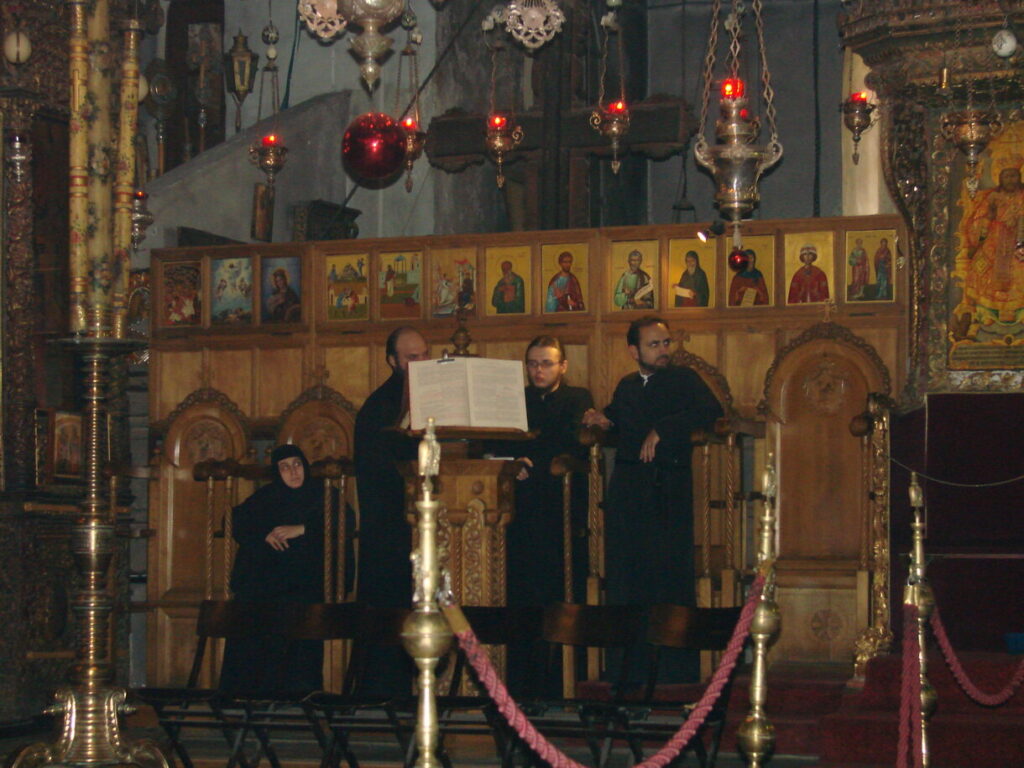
[[589, 9, 629, 174], [841, 91, 875, 165]]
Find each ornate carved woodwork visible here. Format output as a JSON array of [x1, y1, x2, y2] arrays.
[[277, 383, 358, 463], [148, 388, 250, 686], [761, 321, 891, 664]]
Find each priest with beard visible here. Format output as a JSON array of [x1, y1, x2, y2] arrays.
[[495, 335, 593, 696], [353, 326, 428, 695], [583, 317, 723, 683]]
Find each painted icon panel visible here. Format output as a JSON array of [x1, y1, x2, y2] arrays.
[[610, 240, 658, 310], [261, 256, 302, 323], [379, 250, 422, 319], [668, 238, 716, 308], [431, 247, 477, 318], [784, 232, 834, 305], [541, 243, 588, 313], [326, 253, 369, 320], [211, 257, 253, 324], [726, 235, 774, 307], [845, 229, 896, 302], [485, 245, 532, 316], [162, 261, 202, 326]]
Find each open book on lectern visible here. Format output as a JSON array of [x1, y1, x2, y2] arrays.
[[408, 357, 528, 432]]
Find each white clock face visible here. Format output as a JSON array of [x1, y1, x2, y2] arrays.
[[992, 28, 1018, 58]]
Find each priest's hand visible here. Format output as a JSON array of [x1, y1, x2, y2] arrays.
[[640, 429, 660, 463], [515, 457, 533, 481], [266, 524, 305, 551], [582, 408, 611, 430]]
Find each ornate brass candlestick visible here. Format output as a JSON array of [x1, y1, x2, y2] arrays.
[[737, 453, 780, 768], [9, 337, 168, 768], [401, 419, 453, 768], [904, 473, 936, 767]]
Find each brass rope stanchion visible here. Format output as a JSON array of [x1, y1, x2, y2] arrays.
[[905, 472, 937, 767], [401, 419, 453, 768], [737, 452, 780, 768]]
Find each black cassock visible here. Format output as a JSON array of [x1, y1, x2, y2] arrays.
[[507, 383, 594, 607], [603, 365, 723, 607], [353, 371, 418, 695], [603, 365, 722, 683], [219, 446, 324, 697]]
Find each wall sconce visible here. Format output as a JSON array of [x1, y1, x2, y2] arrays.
[[224, 31, 259, 132]]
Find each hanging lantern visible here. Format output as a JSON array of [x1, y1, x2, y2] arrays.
[[590, 9, 629, 174], [342, 112, 407, 182], [130, 189, 155, 250], [484, 112, 524, 189], [224, 31, 259, 132], [841, 91, 876, 165], [505, 0, 565, 51], [693, 0, 783, 227], [401, 116, 426, 193], [942, 109, 1002, 199], [297, 0, 406, 88]]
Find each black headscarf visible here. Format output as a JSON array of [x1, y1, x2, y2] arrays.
[[229, 444, 324, 601]]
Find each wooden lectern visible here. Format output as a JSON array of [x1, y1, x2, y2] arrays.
[[399, 427, 531, 609]]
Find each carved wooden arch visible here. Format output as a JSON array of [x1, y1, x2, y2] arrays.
[[276, 384, 358, 462], [759, 322, 891, 422], [158, 388, 252, 468], [672, 347, 736, 416]]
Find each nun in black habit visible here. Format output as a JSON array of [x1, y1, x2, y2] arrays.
[[218, 444, 324, 697]]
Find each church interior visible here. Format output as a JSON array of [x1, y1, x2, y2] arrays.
[[1, 1, 1023, 767]]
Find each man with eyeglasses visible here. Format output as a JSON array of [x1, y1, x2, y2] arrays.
[[583, 316, 722, 682], [498, 336, 593, 695]]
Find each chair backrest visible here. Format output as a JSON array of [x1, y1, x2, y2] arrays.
[[541, 603, 648, 698], [642, 604, 742, 704], [447, 605, 545, 695], [542, 603, 646, 648], [187, 600, 363, 689], [342, 605, 411, 695]]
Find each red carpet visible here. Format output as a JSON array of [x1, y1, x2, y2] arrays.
[[815, 652, 1024, 768]]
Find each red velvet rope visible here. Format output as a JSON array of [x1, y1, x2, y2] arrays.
[[453, 572, 765, 768], [930, 604, 1024, 707]]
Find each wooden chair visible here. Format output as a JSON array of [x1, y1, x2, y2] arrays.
[[135, 600, 360, 768], [620, 604, 744, 768], [303, 605, 413, 768]]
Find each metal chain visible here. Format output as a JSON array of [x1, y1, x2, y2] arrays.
[[752, 0, 779, 146], [490, 44, 498, 114], [596, 22, 609, 108], [696, 0, 722, 153], [616, 22, 626, 102], [727, 0, 742, 80], [394, 42, 404, 117]]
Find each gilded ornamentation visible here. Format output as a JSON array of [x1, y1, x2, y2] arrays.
[[758, 322, 892, 417], [801, 355, 850, 416], [462, 498, 484, 605], [854, 393, 893, 678]]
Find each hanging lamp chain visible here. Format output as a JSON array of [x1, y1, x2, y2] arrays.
[[695, 0, 722, 156], [727, 0, 742, 80], [753, 0, 780, 151]]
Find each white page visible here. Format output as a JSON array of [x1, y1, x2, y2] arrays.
[[408, 358, 471, 430], [466, 358, 528, 431]]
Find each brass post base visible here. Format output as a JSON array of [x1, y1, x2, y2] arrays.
[[7, 688, 169, 768]]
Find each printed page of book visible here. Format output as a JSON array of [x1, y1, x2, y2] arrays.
[[408, 357, 472, 430], [466, 358, 528, 431]]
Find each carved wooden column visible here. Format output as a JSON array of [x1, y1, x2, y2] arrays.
[[2, 98, 39, 491]]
